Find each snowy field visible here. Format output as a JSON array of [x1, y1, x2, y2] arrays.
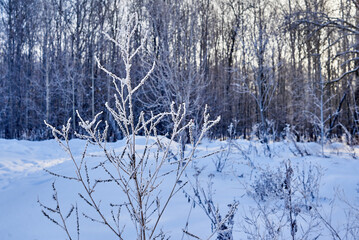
[[1, 137, 359, 239]]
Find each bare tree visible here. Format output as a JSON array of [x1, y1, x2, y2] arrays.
[[234, 0, 277, 142]]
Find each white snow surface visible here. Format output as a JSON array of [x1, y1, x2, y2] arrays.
[[0, 137, 359, 239]]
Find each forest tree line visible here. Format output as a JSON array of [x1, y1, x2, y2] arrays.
[[1, 0, 359, 142]]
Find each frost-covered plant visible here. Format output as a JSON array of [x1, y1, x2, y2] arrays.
[[243, 160, 322, 240], [338, 190, 359, 239], [38, 182, 80, 240], [250, 124, 272, 157], [212, 123, 235, 172], [283, 124, 309, 157], [305, 64, 336, 156], [183, 167, 238, 240], [41, 13, 219, 240], [249, 123, 272, 157], [265, 119, 277, 142], [310, 188, 359, 240], [337, 123, 357, 159], [252, 167, 284, 201]]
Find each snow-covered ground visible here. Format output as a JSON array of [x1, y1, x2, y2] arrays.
[[1, 137, 359, 239]]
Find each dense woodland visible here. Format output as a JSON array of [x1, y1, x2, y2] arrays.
[[1, 0, 359, 142]]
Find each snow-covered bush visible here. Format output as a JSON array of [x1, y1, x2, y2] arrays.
[[40, 14, 219, 240], [252, 167, 284, 201], [243, 160, 322, 239]]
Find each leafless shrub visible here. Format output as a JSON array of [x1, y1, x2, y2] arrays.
[[242, 160, 322, 240], [38, 182, 80, 240], [41, 13, 219, 240], [283, 124, 309, 157], [212, 123, 235, 173], [182, 167, 238, 240], [314, 189, 359, 240]]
